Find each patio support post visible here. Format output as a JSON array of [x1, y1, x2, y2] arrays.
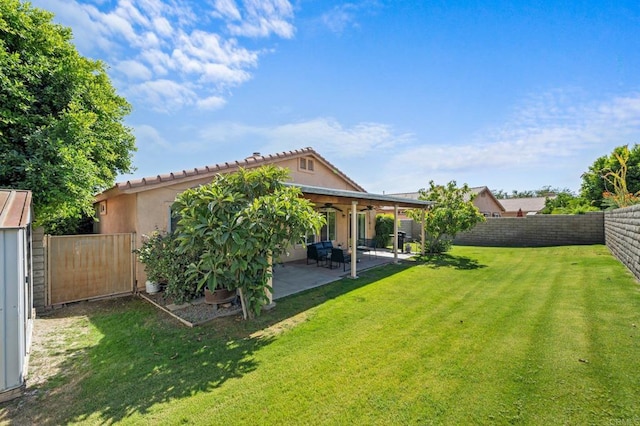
[[393, 204, 399, 264], [350, 200, 358, 278], [421, 208, 426, 257]]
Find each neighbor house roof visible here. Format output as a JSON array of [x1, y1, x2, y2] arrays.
[[499, 197, 547, 213], [0, 189, 32, 229], [96, 147, 364, 201], [384, 186, 503, 210]]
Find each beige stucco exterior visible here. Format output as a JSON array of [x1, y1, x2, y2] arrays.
[[95, 148, 377, 288]]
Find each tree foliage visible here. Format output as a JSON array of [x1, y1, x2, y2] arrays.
[[0, 0, 135, 233], [407, 181, 485, 255], [540, 192, 599, 214], [173, 166, 325, 318], [492, 186, 571, 199], [581, 144, 640, 209]]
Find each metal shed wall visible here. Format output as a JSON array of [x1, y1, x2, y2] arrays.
[[0, 190, 32, 402]]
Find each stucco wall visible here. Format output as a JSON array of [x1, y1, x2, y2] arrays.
[[604, 205, 640, 280], [453, 213, 604, 247]]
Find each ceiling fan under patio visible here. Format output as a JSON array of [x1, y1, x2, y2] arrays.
[[321, 202, 343, 212], [359, 205, 375, 212]]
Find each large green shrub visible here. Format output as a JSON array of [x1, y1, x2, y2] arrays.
[[374, 215, 394, 247], [173, 166, 325, 317], [135, 231, 200, 303]]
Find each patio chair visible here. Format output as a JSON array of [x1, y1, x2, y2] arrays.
[[331, 248, 351, 271], [356, 238, 377, 259]]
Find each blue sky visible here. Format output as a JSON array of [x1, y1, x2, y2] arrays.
[[30, 0, 640, 194]]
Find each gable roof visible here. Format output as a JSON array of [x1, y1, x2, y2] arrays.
[[0, 189, 32, 229], [96, 147, 364, 201], [385, 186, 504, 210], [499, 197, 547, 213]]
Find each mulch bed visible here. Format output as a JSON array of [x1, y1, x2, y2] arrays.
[[139, 290, 243, 326]]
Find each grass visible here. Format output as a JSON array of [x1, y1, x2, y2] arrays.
[[2, 245, 639, 425]]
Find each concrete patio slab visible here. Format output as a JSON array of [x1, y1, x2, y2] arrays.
[[272, 249, 414, 300]]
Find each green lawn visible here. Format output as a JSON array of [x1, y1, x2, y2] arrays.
[[2, 245, 639, 425]]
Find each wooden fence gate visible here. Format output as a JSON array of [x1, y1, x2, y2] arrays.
[[46, 233, 135, 305]]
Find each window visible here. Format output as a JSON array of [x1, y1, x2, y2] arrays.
[[492, 212, 502, 217], [348, 212, 367, 242], [320, 210, 336, 241], [299, 157, 315, 173], [99, 201, 107, 215], [169, 206, 180, 233]]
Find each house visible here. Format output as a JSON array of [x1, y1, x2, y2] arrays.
[[94, 147, 431, 287], [499, 197, 548, 217], [381, 186, 505, 218], [0, 189, 33, 402]]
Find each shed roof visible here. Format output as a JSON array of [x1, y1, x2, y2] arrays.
[[0, 190, 32, 229]]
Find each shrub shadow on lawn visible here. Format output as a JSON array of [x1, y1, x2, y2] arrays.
[[5, 263, 418, 425], [418, 253, 487, 270]]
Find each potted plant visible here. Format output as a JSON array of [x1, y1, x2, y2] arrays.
[[135, 231, 170, 294]]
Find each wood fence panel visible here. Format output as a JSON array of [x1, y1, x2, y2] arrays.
[[47, 234, 134, 305]]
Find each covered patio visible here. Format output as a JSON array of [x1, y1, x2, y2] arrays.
[[272, 249, 414, 300], [262, 183, 433, 301]]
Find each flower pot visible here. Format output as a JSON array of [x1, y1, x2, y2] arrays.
[[204, 288, 237, 305], [145, 280, 161, 294]]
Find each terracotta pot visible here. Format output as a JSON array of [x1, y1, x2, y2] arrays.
[[204, 288, 237, 305]]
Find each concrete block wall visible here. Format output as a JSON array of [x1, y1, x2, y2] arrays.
[[453, 213, 604, 247], [32, 227, 46, 308], [604, 205, 640, 281]]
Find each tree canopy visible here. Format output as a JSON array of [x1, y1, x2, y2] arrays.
[[173, 166, 325, 317], [0, 0, 135, 233], [407, 181, 485, 255], [581, 144, 640, 209]]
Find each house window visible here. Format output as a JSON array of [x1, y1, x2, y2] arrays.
[[169, 206, 180, 233], [299, 157, 315, 173], [349, 212, 367, 242], [99, 201, 107, 215], [320, 211, 336, 241], [492, 212, 502, 218]]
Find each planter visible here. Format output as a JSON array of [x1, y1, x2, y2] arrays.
[[204, 288, 237, 305], [145, 280, 161, 294]]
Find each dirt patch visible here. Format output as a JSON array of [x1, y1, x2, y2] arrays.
[[140, 290, 243, 326]]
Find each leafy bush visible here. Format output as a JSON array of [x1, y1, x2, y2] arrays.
[[173, 166, 325, 317], [135, 231, 200, 303], [374, 215, 394, 247]]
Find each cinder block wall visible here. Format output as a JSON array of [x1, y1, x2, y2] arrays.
[[32, 227, 46, 308], [604, 205, 640, 281], [453, 213, 604, 247]]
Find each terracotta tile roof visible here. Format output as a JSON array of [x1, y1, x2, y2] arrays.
[[0, 189, 32, 229], [97, 147, 365, 199]]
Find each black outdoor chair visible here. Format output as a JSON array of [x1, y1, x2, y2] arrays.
[[331, 248, 351, 271], [357, 238, 377, 259]]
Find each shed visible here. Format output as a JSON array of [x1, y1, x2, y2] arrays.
[[0, 189, 34, 402]]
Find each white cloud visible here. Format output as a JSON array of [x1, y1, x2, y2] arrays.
[[115, 60, 153, 80], [31, 0, 295, 112], [226, 0, 295, 38], [134, 124, 170, 148], [195, 117, 412, 155], [321, 4, 359, 34], [197, 96, 227, 110], [128, 80, 197, 113], [382, 91, 640, 191]]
